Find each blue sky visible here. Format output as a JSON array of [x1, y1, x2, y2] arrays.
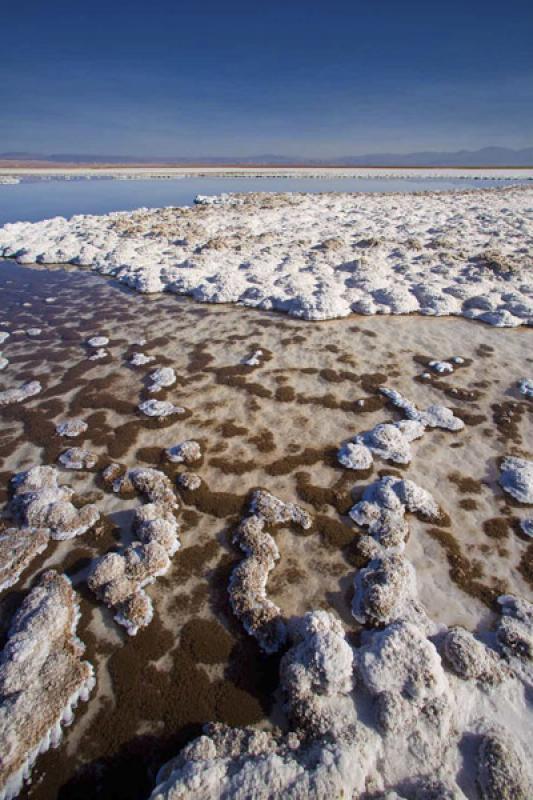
[[1, 0, 532, 157]]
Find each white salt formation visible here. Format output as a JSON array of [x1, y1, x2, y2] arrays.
[[89, 468, 180, 634], [26, 328, 42, 337], [477, 729, 531, 800], [165, 440, 201, 464], [9, 465, 99, 540], [380, 387, 465, 431], [176, 472, 201, 491], [229, 490, 312, 653], [338, 420, 426, 469], [1, 187, 532, 324], [130, 352, 155, 366], [0, 571, 95, 800], [0, 332, 9, 345], [56, 419, 88, 438], [138, 399, 185, 418], [88, 348, 108, 360], [349, 475, 441, 550], [352, 552, 425, 628], [87, 335, 109, 348], [0, 357, 8, 371], [58, 447, 98, 470], [499, 456, 533, 504], [428, 360, 454, 374], [148, 366, 176, 392], [496, 595, 533, 665], [520, 518, 533, 537], [0, 380, 41, 407], [241, 349, 263, 366], [518, 378, 533, 400], [0, 528, 49, 593]]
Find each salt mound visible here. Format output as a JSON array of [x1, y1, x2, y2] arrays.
[[0, 571, 94, 800], [443, 627, 504, 684], [477, 728, 531, 800], [339, 420, 426, 469], [229, 490, 312, 653], [380, 388, 465, 431], [0, 528, 49, 593], [499, 457, 533, 504], [0, 357, 8, 371], [0, 381, 41, 407], [148, 367, 176, 392], [349, 475, 441, 550], [56, 419, 88, 438], [496, 595, 533, 663], [130, 352, 155, 366], [518, 378, 533, 400], [352, 552, 424, 627], [138, 399, 185, 418], [87, 335, 109, 347], [165, 440, 202, 464], [90, 468, 180, 634], [58, 447, 97, 470], [9, 465, 99, 540]]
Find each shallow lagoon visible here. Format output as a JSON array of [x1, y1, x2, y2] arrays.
[[0, 175, 529, 225]]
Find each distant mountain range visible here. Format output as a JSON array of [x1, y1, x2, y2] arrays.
[[1, 146, 532, 167]]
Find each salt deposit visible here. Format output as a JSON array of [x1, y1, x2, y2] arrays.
[[148, 367, 176, 392], [229, 490, 312, 653], [349, 475, 442, 550], [58, 447, 98, 470], [0, 380, 41, 407], [87, 335, 109, 347], [138, 399, 185, 418], [518, 378, 533, 399], [9, 465, 99, 540], [130, 352, 155, 366], [499, 456, 533, 504], [380, 387, 465, 431], [0, 333, 10, 345], [89, 468, 180, 634], [0, 528, 49, 593], [165, 440, 201, 464], [56, 419, 88, 438], [1, 186, 532, 325], [88, 348, 108, 360], [0, 357, 7, 371], [0, 571, 94, 800]]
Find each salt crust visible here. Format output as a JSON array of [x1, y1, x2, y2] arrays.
[[152, 465, 533, 798], [0, 571, 94, 800], [88, 468, 180, 634], [148, 367, 176, 393], [138, 399, 185, 418], [55, 419, 88, 438], [518, 378, 533, 399], [229, 490, 312, 653], [9, 465, 99, 541], [1, 187, 532, 325], [130, 352, 155, 366], [498, 456, 533, 504], [165, 440, 202, 465], [380, 388, 465, 431], [0, 357, 8, 371], [58, 447, 97, 470], [87, 335, 108, 347], [0, 381, 41, 407]]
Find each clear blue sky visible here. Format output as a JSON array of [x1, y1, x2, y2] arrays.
[[1, 0, 532, 158]]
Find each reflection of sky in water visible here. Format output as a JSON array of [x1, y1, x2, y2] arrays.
[[0, 176, 529, 225]]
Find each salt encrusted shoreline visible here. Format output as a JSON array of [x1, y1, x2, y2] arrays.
[[0, 186, 532, 325], [0, 571, 94, 800]]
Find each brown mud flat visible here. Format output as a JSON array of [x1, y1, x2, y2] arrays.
[[0, 259, 532, 799]]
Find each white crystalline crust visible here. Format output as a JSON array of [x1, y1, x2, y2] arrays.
[[518, 378, 533, 399], [349, 475, 441, 550], [499, 456, 533, 504], [380, 387, 465, 431], [138, 399, 185, 418], [89, 468, 180, 635], [58, 447, 98, 470], [229, 490, 312, 654], [130, 352, 155, 366], [165, 440, 202, 464], [1, 187, 532, 325], [0, 571, 94, 800], [55, 419, 88, 438], [0, 381, 41, 408], [150, 465, 533, 799], [148, 367, 176, 392], [9, 465, 100, 541]]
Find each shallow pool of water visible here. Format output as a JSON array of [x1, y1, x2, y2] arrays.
[[0, 175, 528, 225]]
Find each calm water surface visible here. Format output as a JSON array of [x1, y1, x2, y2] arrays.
[[0, 176, 528, 225]]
